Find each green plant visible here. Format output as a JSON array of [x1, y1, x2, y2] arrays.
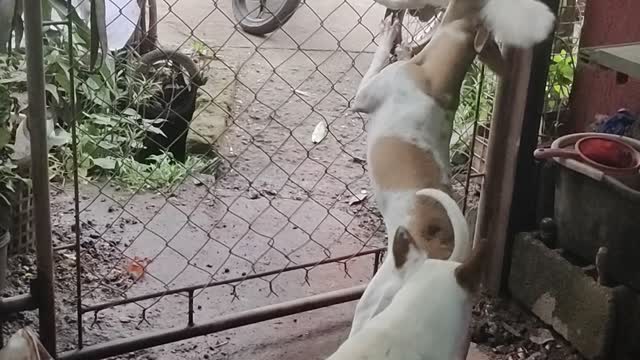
[[115, 153, 219, 191], [2, 0, 220, 193], [450, 61, 497, 158], [0, 83, 26, 207], [545, 49, 576, 112]]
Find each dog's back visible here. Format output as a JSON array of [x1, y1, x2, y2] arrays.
[[328, 260, 472, 360]]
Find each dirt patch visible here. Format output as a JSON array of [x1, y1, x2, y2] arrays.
[[472, 296, 584, 360]]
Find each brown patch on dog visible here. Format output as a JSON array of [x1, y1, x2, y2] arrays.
[[369, 136, 445, 191], [455, 238, 490, 292], [408, 195, 455, 260], [392, 226, 415, 269], [409, 19, 478, 110]]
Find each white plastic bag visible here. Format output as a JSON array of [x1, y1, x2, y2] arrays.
[[0, 328, 53, 360]]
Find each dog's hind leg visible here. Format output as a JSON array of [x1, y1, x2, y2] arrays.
[[351, 17, 401, 113], [349, 258, 399, 337]]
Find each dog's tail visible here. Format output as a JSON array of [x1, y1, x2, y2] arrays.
[[480, 0, 556, 48], [415, 188, 471, 263]]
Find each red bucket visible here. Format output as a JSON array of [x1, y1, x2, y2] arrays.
[[534, 135, 640, 176]]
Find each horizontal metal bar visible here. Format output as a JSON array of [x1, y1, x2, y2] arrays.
[[42, 20, 68, 26], [54, 244, 76, 252], [60, 284, 366, 360], [82, 248, 383, 313], [0, 293, 37, 316], [469, 172, 486, 179]]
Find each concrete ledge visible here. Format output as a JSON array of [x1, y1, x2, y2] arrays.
[[509, 233, 615, 359], [187, 58, 235, 154]]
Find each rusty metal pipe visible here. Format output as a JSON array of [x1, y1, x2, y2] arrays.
[[59, 284, 366, 360], [0, 293, 37, 315], [82, 248, 383, 313], [23, 0, 57, 353]]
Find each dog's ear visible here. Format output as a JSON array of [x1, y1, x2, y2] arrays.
[[454, 238, 490, 293], [393, 226, 416, 269]]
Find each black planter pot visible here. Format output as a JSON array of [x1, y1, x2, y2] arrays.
[[134, 49, 205, 163], [136, 74, 199, 163]]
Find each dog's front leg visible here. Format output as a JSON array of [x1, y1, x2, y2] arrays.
[[351, 18, 401, 113]]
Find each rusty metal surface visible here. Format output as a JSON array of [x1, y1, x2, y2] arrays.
[[59, 284, 366, 360], [23, 0, 56, 353]]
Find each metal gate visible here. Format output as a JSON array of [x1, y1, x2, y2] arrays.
[[14, 0, 501, 358]]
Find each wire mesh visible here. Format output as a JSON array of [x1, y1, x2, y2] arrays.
[[539, 0, 585, 141], [15, 0, 493, 355]]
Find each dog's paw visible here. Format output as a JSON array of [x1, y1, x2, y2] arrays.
[[395, 42, 412, 61], [379, 17, 402, 50]]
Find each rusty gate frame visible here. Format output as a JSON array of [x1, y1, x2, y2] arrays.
[[0, 0, 566, 358]]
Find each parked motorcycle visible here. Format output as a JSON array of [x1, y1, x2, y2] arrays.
[[232, 0, 301, 35]]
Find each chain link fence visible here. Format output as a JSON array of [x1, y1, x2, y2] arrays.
[[539, 0, 585, 141], [3, 0, 495, 357]]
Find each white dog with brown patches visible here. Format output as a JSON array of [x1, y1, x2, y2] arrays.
[[347, 0, 555, 342], [328, 230, 489, 360]]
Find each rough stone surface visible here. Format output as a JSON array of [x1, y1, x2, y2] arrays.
[[555, 164, 640, 291], [509, 233, 615, 359]]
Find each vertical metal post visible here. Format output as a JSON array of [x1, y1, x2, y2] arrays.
[[474, 47, 534, 295], [505, 0, 559, 249], [474, 0, 560, 295], [23, 0, 57, 354]]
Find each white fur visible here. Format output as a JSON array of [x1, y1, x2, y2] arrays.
[[329, 259, 473, 360], [373, 0, 555, 48], [349, 19, 470, 338], [481, 0, 556, 47], [373, 0, 449, 10]]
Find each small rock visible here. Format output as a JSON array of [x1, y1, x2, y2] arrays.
[[529, 328, 554, 345], [262, 189, 277, 196], [351, 156, 366, 165], [525, 352, 544, 360], [248, 191, 260, 200]]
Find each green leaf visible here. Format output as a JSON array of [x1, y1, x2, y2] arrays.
[[90, 0, 108, 70], [92, 157, 116, 169], [0, 71, 27, 84], [45, 83, 60, 103], [0, 128, 9, 148], [47, 0, 91, 42]]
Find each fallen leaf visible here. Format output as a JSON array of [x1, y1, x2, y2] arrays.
[[311, 121, 328, 144], [501, 322, 523, 338], [93, 157, 117, 170], [349, 193, 368, 206], [294, 89, 311, 97], [126, 256, 151, 280]]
